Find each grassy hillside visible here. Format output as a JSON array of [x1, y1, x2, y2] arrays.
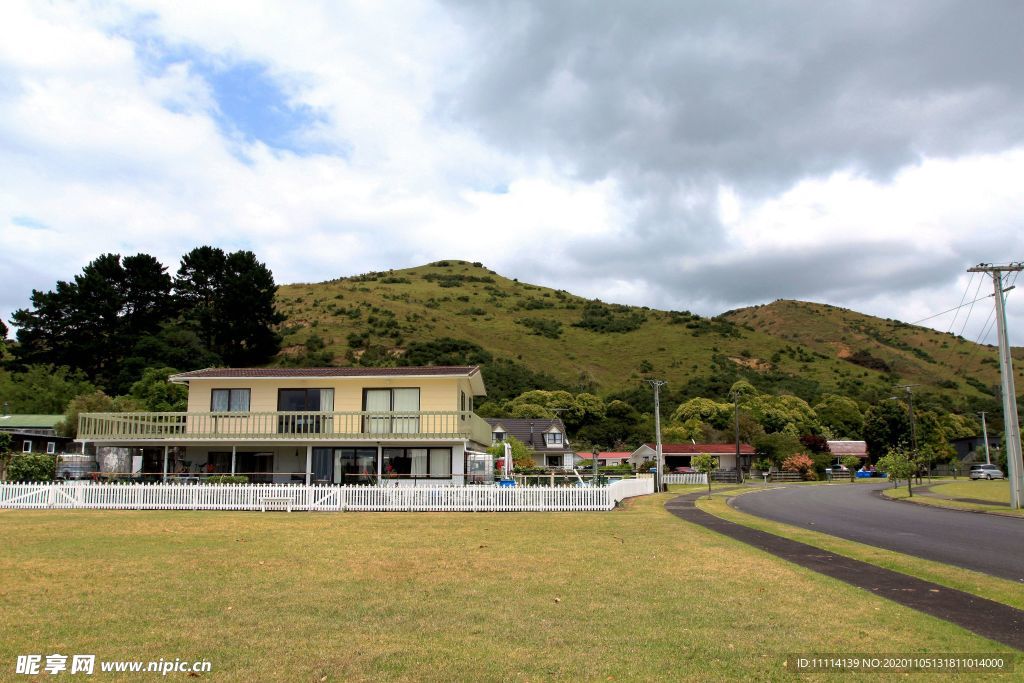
[[273, 261, 1015, 411]]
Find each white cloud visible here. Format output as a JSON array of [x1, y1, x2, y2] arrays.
[[0, 0, 1022, 346]]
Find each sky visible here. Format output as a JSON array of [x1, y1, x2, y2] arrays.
[[2, 0, 1023, 345]]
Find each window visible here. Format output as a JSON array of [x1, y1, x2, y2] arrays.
[[22, 440, 32, 453], [461, 390, 467, 421], [546, 454, 563, 467], [211, 389, 251, 412], [492, 431, 505, 443], [277, 388, 334, 434], [382, 447, 451, 479], [363, 388, 420, 434], [277, 388, 333, 411], [544, 431, 563, 446], [46, 442, 56, 454], [312, 447, 376, 484]]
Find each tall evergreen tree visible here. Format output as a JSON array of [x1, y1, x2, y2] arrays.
[[174, 247, 283, 366], [11, 253, 173, 391]]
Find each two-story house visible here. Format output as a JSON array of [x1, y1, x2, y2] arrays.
[[484, 418, 575, 468], [77, 366, 491, 486]]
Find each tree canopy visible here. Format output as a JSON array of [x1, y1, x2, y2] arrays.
[[10, 247, 283, 394]]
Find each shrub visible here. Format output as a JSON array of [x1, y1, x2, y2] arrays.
[[516, 317, 563, 339], [781, 453, 816, 481], [572, 302, 646, 333], [7, 454, 57, 481], [205, 475, 250, 484]]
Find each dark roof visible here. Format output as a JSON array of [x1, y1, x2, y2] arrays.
[[171, 366, 481, 380], [644, 443, 756, 455], [484, 418, 571, 452]]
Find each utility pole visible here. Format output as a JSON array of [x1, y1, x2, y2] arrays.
[[646, 379, 668, 492], [968, 262, 1023, 509], [979, 411, 991, 465], [893, 385, 921, 481], [732, 394, 743, 484]]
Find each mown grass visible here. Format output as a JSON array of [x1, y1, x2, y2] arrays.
[[929, 479, 1011, 504], [882, 485, 1024, 517], [0, 495, 1017, 681], [696, 488, 1024, 610]]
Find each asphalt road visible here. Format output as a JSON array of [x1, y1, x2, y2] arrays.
[[731, 481, 1024, 582]]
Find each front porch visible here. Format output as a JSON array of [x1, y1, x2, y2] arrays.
[[92, 441, 473, 486]]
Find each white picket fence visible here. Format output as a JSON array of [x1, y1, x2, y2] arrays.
[[0, 478, 654, 513], [661, 473, 708, 485]]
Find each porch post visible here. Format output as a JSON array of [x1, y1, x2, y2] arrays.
[[305, 445, 313, 485], [231, 446, 236, 475], [162, 446, 168, 482], [377, 444, 383, 485]]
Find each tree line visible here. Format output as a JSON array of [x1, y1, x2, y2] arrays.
[[2, 247, 283, 414], [477, 380, 986, 474]]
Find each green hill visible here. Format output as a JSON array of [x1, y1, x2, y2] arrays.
[[273, 261, 1018, 413]]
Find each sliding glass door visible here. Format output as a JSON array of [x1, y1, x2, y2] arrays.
[[363, 388, 420, 434], [311, 447, 377, 484], [277, 388, 335, 434]]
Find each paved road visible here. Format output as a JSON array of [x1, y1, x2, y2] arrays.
[[731, 482, 1024, 582]]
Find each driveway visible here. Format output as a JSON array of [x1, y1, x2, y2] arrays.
[[731, 481, 1024, 582]]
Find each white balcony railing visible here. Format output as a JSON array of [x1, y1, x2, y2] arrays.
[[79, 410, 493, 445]]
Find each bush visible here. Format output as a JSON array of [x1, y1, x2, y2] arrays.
[[781, 453, 817, 481], [205, 475, 250, 484], [516, 317, 562, 339], [7, 454, 57, 481]]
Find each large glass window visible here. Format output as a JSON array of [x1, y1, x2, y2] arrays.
[[545, 431, 563, 446], [382, 447, 451, 479], [278, 388, 334, 433], [312, 447, 376, 484], [363, 388, 420, 434], [211, 389, 250, 412]]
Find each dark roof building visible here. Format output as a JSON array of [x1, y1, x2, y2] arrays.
[[484, 418, 574, 468]]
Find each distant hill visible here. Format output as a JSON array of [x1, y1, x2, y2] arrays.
[[274, 261, 1020, 413]]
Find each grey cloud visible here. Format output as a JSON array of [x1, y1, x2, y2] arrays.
[[440, 0, 1024, 340], [442, 0, 1024, 192]]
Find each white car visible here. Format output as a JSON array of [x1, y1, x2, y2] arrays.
[[969, 464, 1005, 480]]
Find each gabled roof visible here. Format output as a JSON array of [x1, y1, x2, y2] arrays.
[[591, 451, 631, 460], [484, 418, 571, 452], [170, 365, 486, 395]]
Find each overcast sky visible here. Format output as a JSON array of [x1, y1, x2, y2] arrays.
[[2, 1, 1023, 345]]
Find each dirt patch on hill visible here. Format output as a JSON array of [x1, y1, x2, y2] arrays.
[[830, 341, 853, 359], [728, 356, 771, 371]]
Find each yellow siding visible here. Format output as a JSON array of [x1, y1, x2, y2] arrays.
[[186, 376, 474, 413]]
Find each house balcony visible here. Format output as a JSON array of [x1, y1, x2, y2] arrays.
[[78, 411, 493, 446]]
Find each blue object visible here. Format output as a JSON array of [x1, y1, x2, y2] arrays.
[[497, 479, 516, 488], [855, 471, 872, 478]]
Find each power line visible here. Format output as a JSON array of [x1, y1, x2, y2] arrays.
[[958, 274, 988, 337], [909, 292, 993, 327], [947, 272, 975, 333]]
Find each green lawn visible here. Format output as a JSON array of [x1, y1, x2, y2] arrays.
[[929, 479, 1011, 504], [1, 496, 1016, 681], [882, 480, 1024, 517]]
